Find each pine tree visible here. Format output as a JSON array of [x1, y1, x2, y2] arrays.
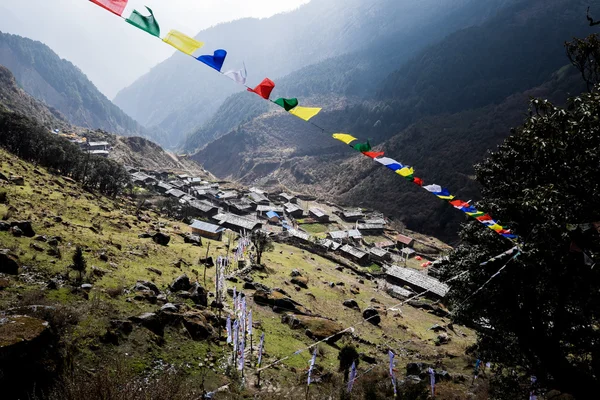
[[71, 246, 87, 283]]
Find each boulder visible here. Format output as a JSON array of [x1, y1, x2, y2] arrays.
[[136, 280, 160, 295], [406, 362, 427, 376], [134, 290, 157, 304], [130, 312, 163, 336], [436, 333, 451, 345], [10, 176, 24, 186], [0, 250, 20, 275], [363, 308, 381, 325], [182, 313, 214, 340], [10, 221, 35, 237], [0, 315, 50, 358], [170, 274, 191, 292], [291, 276, 309, 289], [152, 232, 171, 246], [10, 226, 23, 237], [243, 282, 257, 290], [161, 303, 179, 313], [343, 299, 360, 311], [290, 269, 302, 277], [29, 242, 44, 252], [188, 282, 208, 306], [33, 235, 47, 242], [184, 234, 202, 246], [0, 222, 10, 231], [146, 267, 162, 276], [254, 289, 309, 315], [281, 314, 345, 343], [138, 233, 152, 239]]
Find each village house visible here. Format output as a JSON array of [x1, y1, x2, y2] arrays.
[[168, 180, 186, 189], [180, 194, 196, 204], [396, 233, 415, 248], [166, 188, 187, 199], [131, 172, 156, 186], [188, 178, 206, 186], [309, 207, 329, 222], [357, 223, 385, 235], [286, 228, 312, 245], [319, 239, 342, 251], [248, 191, 270, 206], [362, 218, 387, 226], [341, 209, 364, 222], [385, 265, 449, 299], [401, 247, 417, 258], [328, 229, 363, 244], [86, 141, 110, 157], [190, 219, 225, 240], [226, 199, 255, 216], [188, 200, 219, 218], [369, 247, 392, 263], [339, 244, 370, 265], [213, 212, 262, 233], [266, 211, 281, 223], [275, 192, 297, 204], [155, 181, 174, 194], [374, 239, 396, 249], [284, 203, 304, 219], [256, 205, 284, 218]]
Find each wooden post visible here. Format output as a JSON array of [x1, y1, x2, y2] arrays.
[[203, 242, 210, 286]]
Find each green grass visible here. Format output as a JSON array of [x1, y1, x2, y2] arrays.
[[299, 223, 328, 234]]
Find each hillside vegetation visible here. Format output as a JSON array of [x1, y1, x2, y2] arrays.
[[0, 147, 485, 399]]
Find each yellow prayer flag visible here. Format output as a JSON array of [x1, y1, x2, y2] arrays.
[[163, 30, 204, 55], [437, 195, 456, 200], [489, 224, 503, 232], [332, 133, 358, 145], [396, 167, 414, 177], [289, 106, 322, 121]]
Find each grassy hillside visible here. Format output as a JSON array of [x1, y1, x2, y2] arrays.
[[0, 148, 486, 399]]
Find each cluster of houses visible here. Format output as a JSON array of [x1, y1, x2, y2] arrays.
[[52, 130, 112, 158]]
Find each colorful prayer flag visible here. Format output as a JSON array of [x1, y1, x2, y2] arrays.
[[352, 140, 371, 152], [289, 106, 322, 121], [163, 30, 204, 55], [424, 184, 443, 193], [389, 351, 397, 397], [226, 315, 232, 344], [247, 310, 253, 335], [90, 0, 128, 16], [274, 98, 299, 111], [308, 347, 317, 385], [428, 367, 436, 397], [257, 332, 265, 367], [362, 151, 385, 159], [347, 361, 357, 393], [248, 78, 275, 99], [396, 167, 414, 178], [333, 133, 358, 145], [198, 49, 227, 72], [413, 177, 424, 186], [126, 6, 160, 37], [238, 337, 245, 371], [374, 157, 404, 171], [224, 64, 247, 84]]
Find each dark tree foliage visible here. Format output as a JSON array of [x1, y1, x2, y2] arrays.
[[566, 33, 600, 91], [71, 246, 87, 283], [438, 87, 600, 397], [0, 110, 130, 196], [337, 344, 360, 382], [250, 230, 274, 265]]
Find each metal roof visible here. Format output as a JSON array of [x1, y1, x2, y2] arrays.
[[386, 265, 449, 297], [396, 234, 415, 245], [340, 244, 368, 259], [190, 219, 225, 234], [257, 205, 284, 213], [166, 188, 186, 198], [309, 208, 327, 218], [266, 211, 280, 219]]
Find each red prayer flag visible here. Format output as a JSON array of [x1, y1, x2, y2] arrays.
[[90, 0, 128, 16], [476, 214, 493, 222], [362, 151, 385, 159], [450, 200, 469, 209], [413, 177, 423, 186], [248, 78, 275, 99]]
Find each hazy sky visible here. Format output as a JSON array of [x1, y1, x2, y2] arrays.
[[0, 0, 310, 99]]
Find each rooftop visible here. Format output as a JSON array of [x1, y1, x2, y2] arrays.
[[266, 211, 280, 219], [396, 234, 415, 245], [340, 244, 368, 259], [248, 192, 269, 203], [358, 223, 385, 231], [386, 265, 449, 297], [369, 247, 389, 257], [166, 188, 187, 198], [189, 200, 217, 213], [214, 213, 261, 231], [285, 203, 303, 213], [190, 219, 225, 234], [257, 205, 284, 213], [287, 228, 311, 242], [309, 207, 327, 218]]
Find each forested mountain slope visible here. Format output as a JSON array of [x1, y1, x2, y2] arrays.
[[0, 32, 146, 137], [191, 0, 593, 241], [115, 0, 497, 148]]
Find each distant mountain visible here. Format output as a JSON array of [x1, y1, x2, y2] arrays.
[[0, 62, 205, 176], [0, 31, 146, 137], [190, 0, 592, 241], [115, 0, 490, 149]]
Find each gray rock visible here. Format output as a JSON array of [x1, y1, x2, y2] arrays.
[[130, 312, 163, 335], [343, 299, 360, 310], [33, 235, 47, 242], [81, 284, 93, 291], [10, 221, 35, 237], [0, 222, 10, 231], [406, 375, 422, 384], [137, 280, 160, 295], [363, 308, 381, 325], [152, 232, 171, 246], [189, 282, 208, 306], [161, 303, 179, 313], [170, 274, 191, 292], [0, 249, 20, 275], [290, 269, 302, 277], [10, 226, 23, 237], [10, 176, 24, 186]]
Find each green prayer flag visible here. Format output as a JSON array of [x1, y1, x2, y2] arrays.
[[126, 7, 160, 38], [274, 98, 299, 111], [352, 140, 371, 152]]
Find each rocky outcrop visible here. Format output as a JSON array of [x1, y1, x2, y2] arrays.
[[254, 289, 310, 315], [0, 315, 50, 360], [10, 221, 35, 237], [151, 232, 170, 246], [170, 274, 191, 292], [0, 250, 20, 275], [343, 299, 360, 311], [281, 314, 346, 343]]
